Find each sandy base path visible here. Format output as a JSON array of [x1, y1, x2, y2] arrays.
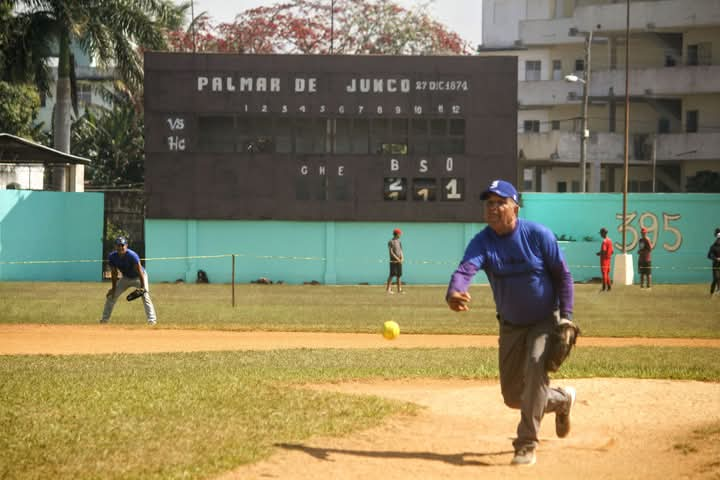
[[2, 324, 719, 479], [223, 378, 720, 480], [1, 324, 719, 355]]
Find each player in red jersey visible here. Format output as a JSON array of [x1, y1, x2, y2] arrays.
[[597, 227, 614, 291]]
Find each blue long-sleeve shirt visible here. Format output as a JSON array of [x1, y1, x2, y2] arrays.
[[447, 218, 574, 325], [108, 249, 144, 278]]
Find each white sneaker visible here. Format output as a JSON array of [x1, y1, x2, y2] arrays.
[[511, 447, 536, 466]]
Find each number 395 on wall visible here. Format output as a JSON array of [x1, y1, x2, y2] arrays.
[[615, 211, 682, 252]]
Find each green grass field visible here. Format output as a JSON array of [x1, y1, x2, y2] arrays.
[[1, 282, 718, 337], [1, 282, 719, 479]]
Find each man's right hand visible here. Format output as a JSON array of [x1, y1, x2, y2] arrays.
[[447, 291, 471, 312]]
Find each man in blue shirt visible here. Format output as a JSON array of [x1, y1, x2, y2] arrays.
[[101, 236, 157, 325], [446, 179, 576, 467]]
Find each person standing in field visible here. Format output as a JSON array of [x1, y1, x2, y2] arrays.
[[101, 236, 157, 325], [638, 227, 653, 289], [446, 179, 576, 467], [708, 230, 720, 297], [385, 228, 404, 294], [597, 227, 614, 291]]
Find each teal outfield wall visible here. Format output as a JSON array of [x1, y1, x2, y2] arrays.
[[146, 193, 719, 286], [0, 190, 104, 281]]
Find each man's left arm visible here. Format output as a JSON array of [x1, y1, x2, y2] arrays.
[[544, 235, 574, 319], [135, 262, 146, 290]]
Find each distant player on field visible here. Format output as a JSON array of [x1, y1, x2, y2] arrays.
[[385, 228, 404, 294], [708, 229, 720, 296], [101, 236, 157, 325], [597, 227, 614, 291], [638, 227, 653, 288]]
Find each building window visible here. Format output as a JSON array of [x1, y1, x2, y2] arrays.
[[78, 83, 92, 105], [525, 61, 541, 81], [686, 111, 698, 133], [557, 181, 567, 193], [698, 42, 712, 65], [522, 168, 534, 191], [574, 59, 584, 73], [688, 43, 712, 66], [552, 60, 562, 80], [658, 118, 670, 134], [664, 49, 677, 67], [523, 120, 540, 133], [551, 120, 560, 130]]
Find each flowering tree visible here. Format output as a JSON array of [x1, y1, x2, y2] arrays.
[[167, 0, 472, 55]]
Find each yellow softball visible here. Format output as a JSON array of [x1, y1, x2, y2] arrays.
[[382, 320, 400, 340]]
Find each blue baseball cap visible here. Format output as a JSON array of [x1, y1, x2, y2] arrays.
[[481, 180, 519, 203], [115, 236, 128, 246]]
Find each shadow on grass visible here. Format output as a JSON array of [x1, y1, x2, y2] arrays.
[[275, 442, 514, 466]]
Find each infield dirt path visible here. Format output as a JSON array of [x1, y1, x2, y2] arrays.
[[1, 324, 720, 355], [2, 324, 719, 479]]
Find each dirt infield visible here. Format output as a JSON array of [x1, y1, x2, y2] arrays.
[[2, 324, 720, 355], [3, 324, 719, 479]]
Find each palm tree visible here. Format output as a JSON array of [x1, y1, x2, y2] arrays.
[[0, 2, 54, 97], [8, 0, 187, 190]]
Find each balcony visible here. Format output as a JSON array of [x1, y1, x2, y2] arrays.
[[518, 65, 720, 107], [518, 17, 582, 46], [655, 132, 720, 161], [589, 65, 720, 97], [519, 0, 720, 45], [519, 131, 624, 163], [518, 80, 581, 107], [518, 131, 720, 163], [572, 0, 720, 35]]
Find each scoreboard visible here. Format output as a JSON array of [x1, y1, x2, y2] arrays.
[[144, 52, 517, 222]]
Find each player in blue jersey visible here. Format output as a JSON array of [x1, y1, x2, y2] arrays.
[[101, 236, 157, 325], [446, 180, 576, 467]]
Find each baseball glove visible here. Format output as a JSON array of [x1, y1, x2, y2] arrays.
[[546, 318, 581, 372], [126, 288, 145, 302]]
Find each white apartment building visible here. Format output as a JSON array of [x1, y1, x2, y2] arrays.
[[479, 0, 720, 192]]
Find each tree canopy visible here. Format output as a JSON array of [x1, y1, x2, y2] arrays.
[[168, 0, 472, 55], [72, 87, 145, 189], [2, 0, 186, 188], [0, 82, 42, 140]]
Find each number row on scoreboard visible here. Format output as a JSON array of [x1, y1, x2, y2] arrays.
[[384, 177, 464, 202], [230, 104, 463, 115]]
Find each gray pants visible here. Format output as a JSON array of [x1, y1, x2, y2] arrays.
[[498, 314, 569, 450], [101, 273, 157, 323]]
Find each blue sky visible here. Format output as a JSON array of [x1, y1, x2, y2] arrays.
[[182, 0, 483, 48]]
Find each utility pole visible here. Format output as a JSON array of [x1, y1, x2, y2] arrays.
[[566, 28, 594, 193], [622, 0, 630, 252], [580, 31, 592, 193], [330, 0, 335, 54]]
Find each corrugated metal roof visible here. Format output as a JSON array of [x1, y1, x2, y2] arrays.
[[0, 133, 91, 165]]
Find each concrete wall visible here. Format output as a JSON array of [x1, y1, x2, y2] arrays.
[[0, 190, 104, 280], [146, 193, 720, 286], [1, 190, 715, 285]]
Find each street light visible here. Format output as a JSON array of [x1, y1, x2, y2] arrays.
[[564, 30, 593, 193]]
